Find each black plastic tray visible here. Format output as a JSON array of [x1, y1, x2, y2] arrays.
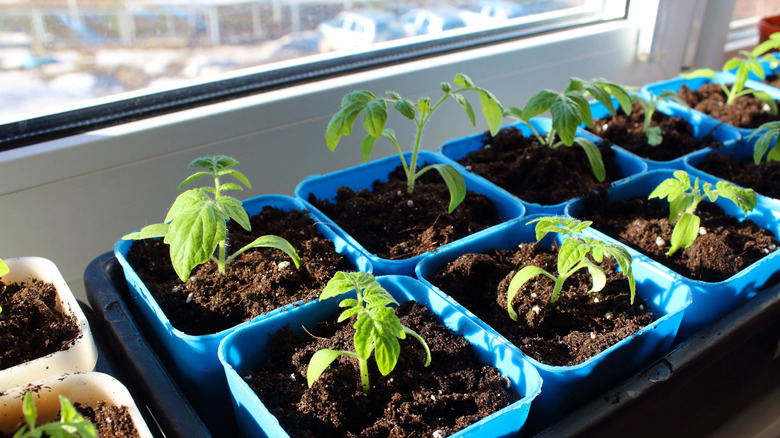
[[84, 251, 780, 437]]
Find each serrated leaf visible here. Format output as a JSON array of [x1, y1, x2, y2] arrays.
[[558, 239, 587, 275], [522, 90, 559, 120], [454, 73, 475, 88], [386, 90, 402, 100], [427, 163, 466, 213], [178, 171, 211, 189], [165, 189, 211, 224], [723, 57, 742, 71], [326, 99, 368, 151], [362, 281, 398, 309], [220, 169, 252, 189], [550, 94, 582, 145], [734, 65, 749, 92], [715, 181, 757, 215], [338, 306, 359, 322], [217, 196, 250, 230], [601, 80, 634, 114], [668, 212, 700, 256], [218, 183, 244, 193], [476, 88, 504, 136], [506, 266, 550, 321], [307, 349, 347, 387], [393, 98, 416, 119], [453, 93, 476, 126], [320, 271, 375, 301], [363, 99, 388, 138], [574, 137, 605, 182], [167, 198, 227, 281], [354, 312, 374, 359], [582, 82, 615, 114], [646, 126, 663, 146], [373, 327, 401, 376], [122, 223, 169, 240], [504, 105, 525, 121], [342, 90, 376, 106], [361, 135, 377, 163]]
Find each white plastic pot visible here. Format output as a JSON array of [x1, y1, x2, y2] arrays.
[[0, 372, 153, 437], [0, 257, 98, 389]]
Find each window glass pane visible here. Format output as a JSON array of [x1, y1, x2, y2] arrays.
[[0, 0, 625, 135], [733, 0, 780, 21]]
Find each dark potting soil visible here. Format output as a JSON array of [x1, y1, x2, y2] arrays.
[[678, 83, 780, 129], [455, 126, 623, 205], [696, 151, 780, 199], [1, 402, 139, 438], [125, 206, 356, 336], [588, 102, 722, 161], [307, 165, 501, 260], [577, 195, 778, 281], [242, 301, 520, 438], [764, 73, 780, 89], [429, 242, 653, 367], [0, 280, 80, 370]]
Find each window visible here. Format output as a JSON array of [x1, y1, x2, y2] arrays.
[[0, 0, 626, 149]]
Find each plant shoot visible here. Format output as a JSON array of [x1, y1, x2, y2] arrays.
[[648, 170, 758, 256], [325, 74, 503, 213], [504, 77, 633, 181], [748, 121, 780, 164], [307, 272, 431, 394], [506, 217, 636, 322], [630, 89, 688, 146], [123, 156, 301, 282], [14, 392, 96, 438]]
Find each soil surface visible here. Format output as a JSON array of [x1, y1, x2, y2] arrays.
[[429, 242, 653, 366], [577, 195, 778, 281], [455, 127, 624, 205], [0, 280, 80, 370], [75, 402, 140, 438], [126, 206, 356, 336], [307, 165, 501, 260], [243, 301, 519, 438], [588, 102, 723, 161], [696, 151, 780, 199], [678, 83, 780, 129], [764, 74, 780, 89]]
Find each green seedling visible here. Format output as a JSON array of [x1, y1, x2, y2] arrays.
[[506, 217, 635, 322], [648, 170, 758, 256], [0, 258, 8, 277], [325, 73, 503, 213], [748, 121, 780, 164], [123, 156, 301, 282], [630, 89, 688, 146], [14, 392, 96, 438], [307, 272, 431, 394], [504, 77, 633, 182], [681, 33, 780, 113]]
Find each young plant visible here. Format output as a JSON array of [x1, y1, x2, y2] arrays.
[[0, 258, 8, 277], [325, 73, 503, 213], [14, 391, 96, 438], [504, 77, 633, 182], [648, 170, 758, 256], [680, 33, 780, 113], [748, 121, 780, 164], [630, 89, 688, 146], [306, 271, 432, 394], [506, 217, 636, 322], [123, 156, 301, 282]]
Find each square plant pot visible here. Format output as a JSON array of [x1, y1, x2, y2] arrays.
[[0, 372, 153, 437], [642, 73, 780, 138], [415, 215, 691, 432], [294, 150, 526, 276], [565, 170, 780, 341], [218, 275, 542, 438], [588, 94, 741, 170], [114, 194, 372, 431], [0, 257, 98, 390], [438, 117, 647, 214]]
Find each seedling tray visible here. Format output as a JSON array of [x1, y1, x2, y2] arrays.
[[84, 252, 780, 437]]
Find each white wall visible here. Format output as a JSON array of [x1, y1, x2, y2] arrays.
[[0, 0, 730, 299]]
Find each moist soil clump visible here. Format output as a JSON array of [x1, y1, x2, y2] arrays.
[[243, 301, 519, 438], [430, 242, 653, 366], [678, 83, 780, 129], [695, 151, 780, 199], [577, 195, 778, 281], [75, 402, 140, 438], [307, 165, 501, 260], [125, 206, 355, 335], [588, 102, 722, 161], [455, 127, 623, 205], [0, 279, 80, 370]]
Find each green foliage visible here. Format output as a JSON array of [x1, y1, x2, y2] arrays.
[[123, 156, 301, 282], [0, 258, 8, 278], [681, 33, 780, 112], [325, 73, 503, 213], [748, 121, 780, 164], [630, 89, 688, 146], [648, 170, 758, 256], [506, 217, 636, 321], [307, 272, 431, 394], [13, 392, 96, 438], [504, 77, 633, 182]]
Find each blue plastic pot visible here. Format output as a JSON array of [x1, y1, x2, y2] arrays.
[[294, 150, 525, 276], [438, 118, 646, 215], [114, 194, 372, 431], [643, 73, 780, 138], [565, 170, 780, 342], [415, 214, 691, 430], [218, 275, 542, 438], [588, 95, 741, 170], [685, 138, 780, 223]]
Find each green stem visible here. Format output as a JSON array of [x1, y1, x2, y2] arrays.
[[359, 357, 370, 393]]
